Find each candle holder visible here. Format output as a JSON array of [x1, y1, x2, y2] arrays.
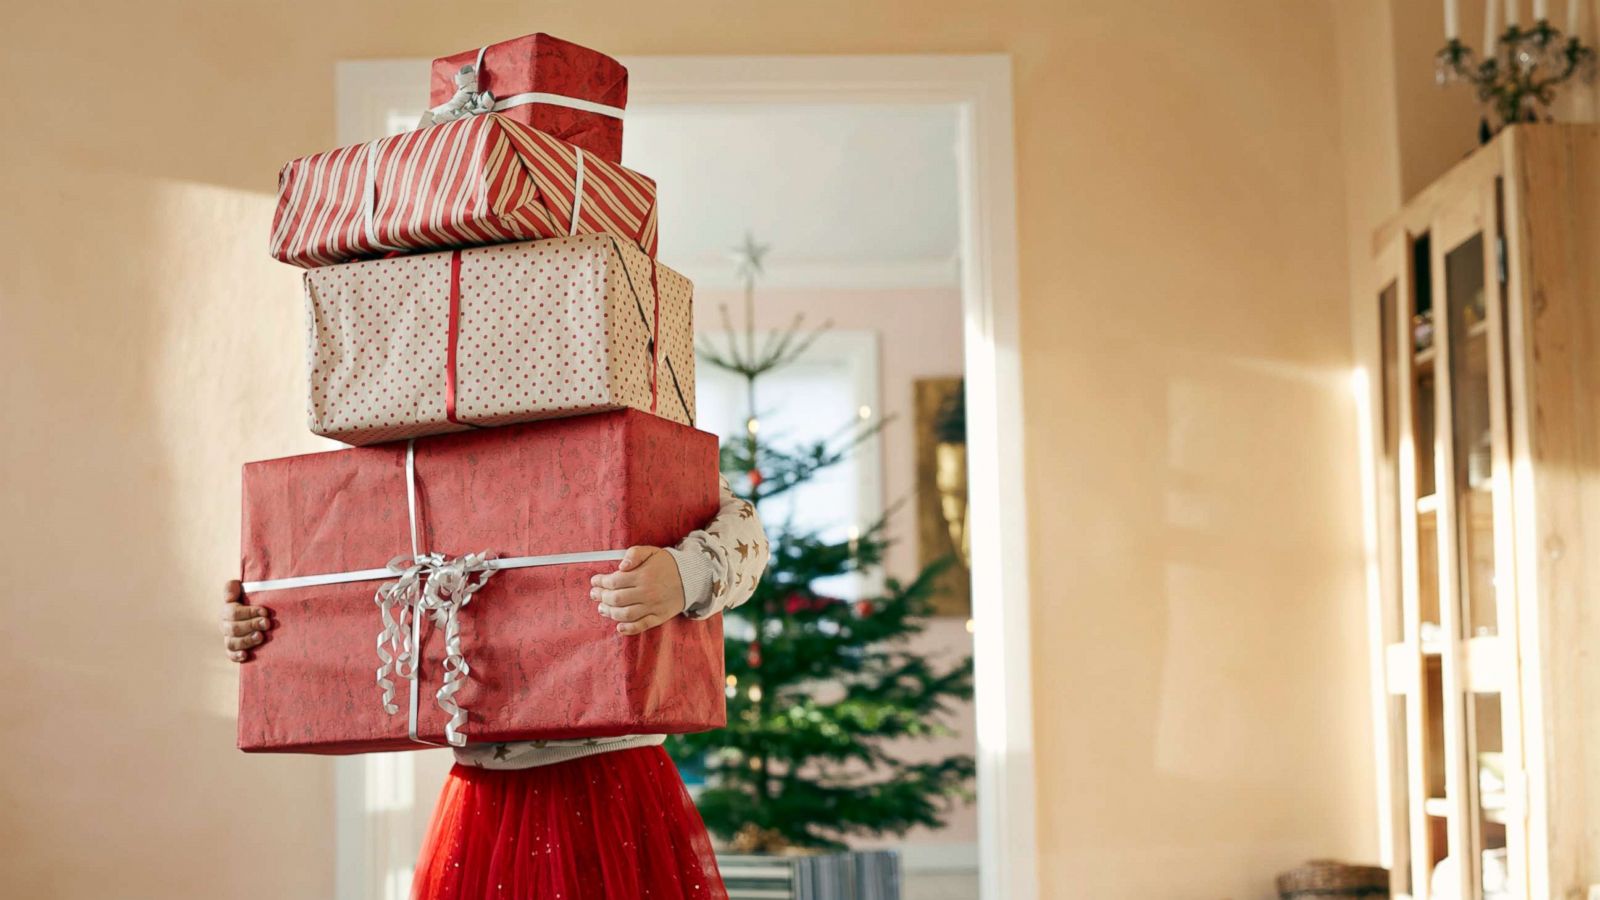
[[1436, 19, 1596, 137]]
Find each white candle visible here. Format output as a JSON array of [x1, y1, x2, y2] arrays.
[[1534, 0, 1548, 21], [1570, 0, 1583, 31], [1445, 0, 1461, 38], [1506, 0, 1519, 26], [1486, 0, 1501, 51]]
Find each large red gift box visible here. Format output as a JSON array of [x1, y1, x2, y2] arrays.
[[428, 33, 627, 164], [269, 113, 658, 269], [237, 410, 724, 754]]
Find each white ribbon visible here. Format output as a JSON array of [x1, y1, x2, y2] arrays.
[[418, 45, 626, 129], [373, 550, 495, 746], [361, 139, 403, 255], [241, 439, 628, 747], [569, 148, 586, 235]]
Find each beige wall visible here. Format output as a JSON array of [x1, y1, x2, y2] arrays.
[[1, 2, 1387, 898]]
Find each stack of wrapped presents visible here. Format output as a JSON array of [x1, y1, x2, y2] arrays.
[[238, 33, 724, 753]]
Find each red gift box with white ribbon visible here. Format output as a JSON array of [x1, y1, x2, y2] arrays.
[[269, 113, 658, 269], [236, 410, 725, 754], [426, 33, 628, 164], [303, 234, 695, 446]]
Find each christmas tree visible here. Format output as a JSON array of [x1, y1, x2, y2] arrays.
[[667, 235, 975, 851]]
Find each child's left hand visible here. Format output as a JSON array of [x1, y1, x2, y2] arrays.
[[590, 546, 684, 636]]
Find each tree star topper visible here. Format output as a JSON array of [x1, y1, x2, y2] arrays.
[[731, 232, 771, 281]]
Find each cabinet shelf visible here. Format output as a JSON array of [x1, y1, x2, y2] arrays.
[[1423, 796, 1508, 825], [1410, 320, 1487, 372], [1386, 635, 1505, 694], [1422, 797, 1506, 824]]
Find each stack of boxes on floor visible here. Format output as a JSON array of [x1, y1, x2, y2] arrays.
[[237, 34, 726, 754]]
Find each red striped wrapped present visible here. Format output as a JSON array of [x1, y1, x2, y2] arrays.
[[269, 113, 658, 269]]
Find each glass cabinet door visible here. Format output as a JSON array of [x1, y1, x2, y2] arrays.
[[1378, 227, 1453, 900], [1431, 185, 1521, 900], [1398, 231, 1451, 899], [1442, 234, 1498, 640], [1379, 184, 1524, 900]]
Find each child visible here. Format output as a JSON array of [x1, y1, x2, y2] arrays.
[[222, 475, 768, 900]]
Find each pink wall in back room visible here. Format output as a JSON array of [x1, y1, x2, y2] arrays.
[[694, 284, 966, 580], [694, 282, 977, 847]]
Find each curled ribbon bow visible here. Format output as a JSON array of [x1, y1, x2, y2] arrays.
[[374, 550, 497, 747], [414, 45, 627, 131], [418, 61, 497, 128]]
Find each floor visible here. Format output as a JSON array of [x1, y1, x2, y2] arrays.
[[903, 871, 979, 899]]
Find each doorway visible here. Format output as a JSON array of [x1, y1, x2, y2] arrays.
[[333, 52, 1034, 900]]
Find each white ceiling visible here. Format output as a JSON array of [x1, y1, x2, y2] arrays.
[[620, 103, 961, 290]]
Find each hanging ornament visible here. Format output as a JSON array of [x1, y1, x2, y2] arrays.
[[853, 599, 875, 618], [730, 823, 789, 855], [784, 594, 807, 615], [746, 641, 763, 668], [748, 467, 764, 488]]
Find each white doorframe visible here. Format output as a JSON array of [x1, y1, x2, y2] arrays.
[[336, 53, 1037, 900], [625, 56, 1036, 900]]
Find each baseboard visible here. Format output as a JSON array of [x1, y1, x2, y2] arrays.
[[711, 841, 979, 875], [895, 842, 978, 874]]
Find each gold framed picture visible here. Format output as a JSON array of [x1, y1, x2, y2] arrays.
[[913, 377, 970, 617]]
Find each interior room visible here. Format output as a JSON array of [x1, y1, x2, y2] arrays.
[[2, 2, 1598, 899]]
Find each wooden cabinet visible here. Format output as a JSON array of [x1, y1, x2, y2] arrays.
[[1362, 125, 1600, 900]]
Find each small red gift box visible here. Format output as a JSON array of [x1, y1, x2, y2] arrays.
[[236, 410, 724, 754], [269, 113, 657, 269], [428, 33, 627, 164]]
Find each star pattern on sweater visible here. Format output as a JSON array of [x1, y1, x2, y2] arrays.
[[492, 743, 511, 760], [735, 540, 751, 561]]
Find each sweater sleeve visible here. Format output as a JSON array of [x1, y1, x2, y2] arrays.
[[666, 475, 770, 620]]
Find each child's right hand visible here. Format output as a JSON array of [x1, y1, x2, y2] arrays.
[[220, 579, 272, 663]]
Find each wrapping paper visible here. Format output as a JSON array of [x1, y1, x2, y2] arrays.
[[237, 410, 724, 754], [269, 113, 658, 269], [304, 235, 695, 446], [430, 33, 627, 163]]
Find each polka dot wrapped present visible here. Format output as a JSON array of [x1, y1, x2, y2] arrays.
[[236, 410, 726, 754], [302, 234, 695, 445]]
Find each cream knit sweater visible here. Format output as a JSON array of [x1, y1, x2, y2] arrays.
[[453, 475, 768, 770]]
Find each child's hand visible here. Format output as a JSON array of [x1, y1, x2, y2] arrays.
[[220, 579, 272, 662], [590, 546, 684, 636]]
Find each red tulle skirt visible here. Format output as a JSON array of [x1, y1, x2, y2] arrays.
[[411, 746, 727, 900]]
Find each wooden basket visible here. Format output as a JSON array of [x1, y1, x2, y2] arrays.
[[1276, 859, 1389, 898]]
